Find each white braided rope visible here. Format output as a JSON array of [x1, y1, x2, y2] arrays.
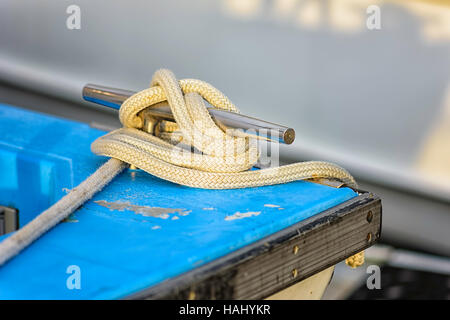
[[92, 69, 358, 189], [0, 69, 363, 268], [0, 159, 126, 266]]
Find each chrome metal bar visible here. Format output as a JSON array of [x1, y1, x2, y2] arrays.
[[83, 84, 295, 144]]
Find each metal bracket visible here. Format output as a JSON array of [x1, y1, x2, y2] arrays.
[[0, 205, 19, 235]]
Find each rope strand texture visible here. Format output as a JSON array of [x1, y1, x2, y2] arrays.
[[92, 69, 363, 267], [91, 69, 358, 190], [0, 69, 363, 268], [0, 159, 126, 266]]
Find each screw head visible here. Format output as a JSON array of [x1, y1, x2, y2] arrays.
[[367, 210, 373, 223]]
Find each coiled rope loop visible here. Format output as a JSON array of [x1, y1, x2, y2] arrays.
[[0, 69, 364, 268], [91, 69, 358, 190]]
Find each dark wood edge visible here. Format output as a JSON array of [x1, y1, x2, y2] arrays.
[[126, 191, 382, 300]]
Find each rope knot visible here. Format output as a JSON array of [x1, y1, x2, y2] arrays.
[[0, 69, 364, 269], [91, 69, 358, 190]]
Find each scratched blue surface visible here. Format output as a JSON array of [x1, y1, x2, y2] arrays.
[[0, 104, 357, 299]]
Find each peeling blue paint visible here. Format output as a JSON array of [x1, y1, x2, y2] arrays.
[[0, 105, 358, 299]]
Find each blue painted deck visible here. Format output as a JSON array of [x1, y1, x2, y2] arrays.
[[0, 104, 357, 299]]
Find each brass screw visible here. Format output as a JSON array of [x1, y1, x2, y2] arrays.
[[367, 232, 373, 242], [293, 245, 299, 255], [292, 269, 298, 278], [367, 210, 373, 223]]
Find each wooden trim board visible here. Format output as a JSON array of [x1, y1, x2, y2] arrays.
[[127, 191, 382, 300]]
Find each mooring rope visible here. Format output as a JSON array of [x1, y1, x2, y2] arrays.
[[0, 69, 364, 268]]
